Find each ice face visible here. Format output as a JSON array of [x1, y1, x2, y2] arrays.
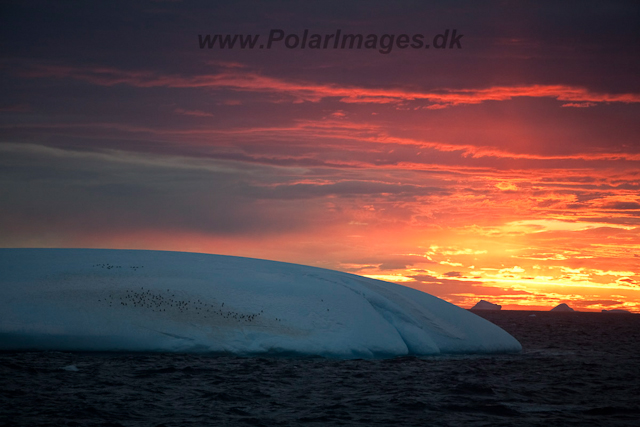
[[0, 249, 522, 358]]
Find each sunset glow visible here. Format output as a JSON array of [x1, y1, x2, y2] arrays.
[[1, 1, 638, 312]]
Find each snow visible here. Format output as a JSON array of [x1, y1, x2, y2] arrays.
[[0, 249, 522, 358], [550, 303, 574, 312], [471, 300, 502, 310]]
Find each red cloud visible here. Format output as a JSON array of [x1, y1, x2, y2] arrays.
[[20, 64, 640, 107]]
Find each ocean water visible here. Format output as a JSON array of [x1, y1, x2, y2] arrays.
[[1, 311, 639, 426]]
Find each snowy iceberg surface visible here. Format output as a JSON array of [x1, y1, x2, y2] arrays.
[[0, 249, 521, 358]]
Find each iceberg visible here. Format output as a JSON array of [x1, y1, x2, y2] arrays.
[[471, 300, 502, 310], [550, 303, 574, 312], [0, 249, 521, 358]]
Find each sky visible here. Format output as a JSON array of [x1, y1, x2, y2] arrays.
[[1, 0, 639, 312]]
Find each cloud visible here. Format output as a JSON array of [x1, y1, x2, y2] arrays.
[[561, 102, 597, 108], [0, 144, 328, 241], [6, 115, 640, 170], [444, 271, 462, 277], [174, 108, 215, 117], [603, 201, 640, 210], [19, 63, 640, 107], [0, 103, 30, 112], [261, 181, 447, 200]]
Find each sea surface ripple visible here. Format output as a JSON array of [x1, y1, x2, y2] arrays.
[[1, 311, 639, 426]]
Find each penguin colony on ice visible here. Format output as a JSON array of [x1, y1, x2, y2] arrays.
[[93, 263, 275, 323]]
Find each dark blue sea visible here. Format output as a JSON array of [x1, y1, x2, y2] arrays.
[[1, 311, 639, 426]]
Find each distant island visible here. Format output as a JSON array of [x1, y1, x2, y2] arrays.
[[551, 303, 574, 312], [602, 309, 631, 314], [471, 300, 502, 310]]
